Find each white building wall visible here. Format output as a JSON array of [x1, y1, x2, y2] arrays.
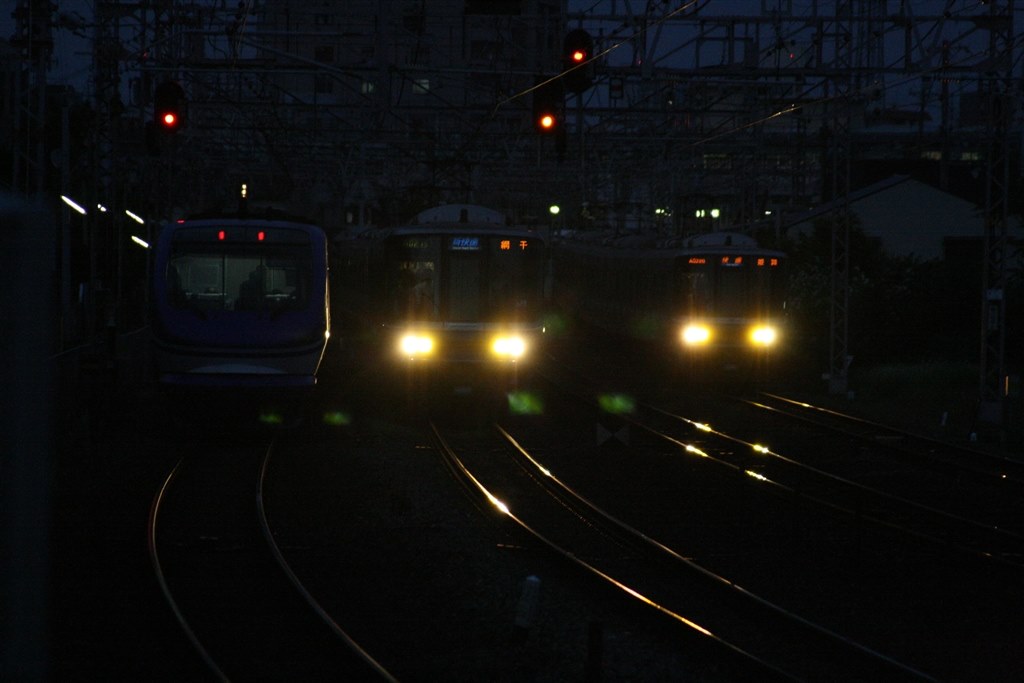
[[787, 176, 1023, 262], [854, 178, 983, 261]]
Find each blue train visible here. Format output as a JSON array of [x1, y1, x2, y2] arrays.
[[333, 204, 549, 393], [151, 214, 331, 392]]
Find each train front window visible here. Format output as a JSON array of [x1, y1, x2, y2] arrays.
[[715, 264, 749, 317], [167, 247, 311, 313], [684, 269, 713, 315], [445, 235, 544, 323], [448, 252, 481, 322], [385, 235, 441, 320], [679, 254, 783, 318], [385, 234, 544, 323], [390, 259, 438, 320], [487, 237, 543, 322]]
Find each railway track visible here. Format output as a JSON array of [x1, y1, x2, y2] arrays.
[[541, 349, 1024, 569], [534, 352, 1024, 680], [750, 391, 1024, 490], [70, 343, 1021, 680], [431, 420, 934, 681], [633, 396, 1024, 570], [147, 437, 394, 681]]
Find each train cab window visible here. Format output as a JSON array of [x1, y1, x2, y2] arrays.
[[385, 236, 441, 321], [383, 233, 545, 324], [752, 260, 784, 315], [167, 255, 226, 311], [683, 270, 713, 315], [391, 260, 438, 320], [168, 248, 310, 313], [487, 236, 544, 321], [716, 264, 749, 317], [448, 252, 481, 322], [236, 264, 265, 310], [681, 253, 782, 318]]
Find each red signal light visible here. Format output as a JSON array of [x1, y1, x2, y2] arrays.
[[563, 29, 595, 93], [154, 80, 186, 133], [532, 76, 563, 135], [257, 231, 265, 241], [218, 230, 226, 240]]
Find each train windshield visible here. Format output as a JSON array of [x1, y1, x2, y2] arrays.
[[166, 230, 312, 313], [683, 254, 784, 317], [384, 233, 545, 323]]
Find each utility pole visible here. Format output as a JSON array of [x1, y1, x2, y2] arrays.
[[977, 1, 1015, 434], [827, 1, 854, 395], [11, 1, 54, 196]]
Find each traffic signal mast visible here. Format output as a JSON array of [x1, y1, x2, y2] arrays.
[[154, 80, 186, 132], [146, 80, 187, 155], [562, 29, 594, 93], [532, 76, 564, 134]]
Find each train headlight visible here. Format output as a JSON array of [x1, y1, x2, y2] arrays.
[[749, 325, 778, 347], [681, 323, 712, 346], [491, 335, 527, 359], [399, 332, 434, 358]]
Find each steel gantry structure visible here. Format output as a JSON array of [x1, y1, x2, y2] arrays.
[[10, 0, 55, 196], [30, 0, 1018, 421], [77, 2, 1016, 227]]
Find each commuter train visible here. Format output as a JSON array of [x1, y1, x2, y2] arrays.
[[553, 230, 787, 376], [333, 204, 548, 393], [151, 212, 331, 392]]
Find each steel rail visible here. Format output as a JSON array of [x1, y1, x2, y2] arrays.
[[255, 441, 398, 682], [634, 401, 1024, 569], [146, 456, 229, 682], [494, 423, 939, 682], [425, 421, 794, 680]]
